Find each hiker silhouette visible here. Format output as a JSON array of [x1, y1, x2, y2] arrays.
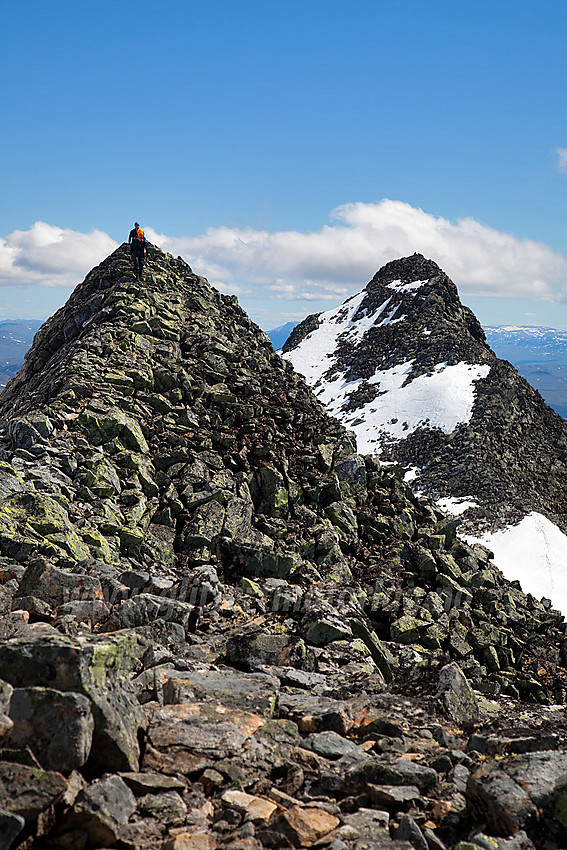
[[128, 222, 148, 280]]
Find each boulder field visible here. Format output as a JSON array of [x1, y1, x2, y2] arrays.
[[0, 245, 563, 848]]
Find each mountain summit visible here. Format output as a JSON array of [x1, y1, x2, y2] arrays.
[[283, 254, 567, 534]]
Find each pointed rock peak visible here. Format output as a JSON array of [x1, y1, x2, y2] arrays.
[[282, 253, 567, 544], [282, 255, 472, 356], [367, 253, 446, 288], [359, 253, 462, 323]]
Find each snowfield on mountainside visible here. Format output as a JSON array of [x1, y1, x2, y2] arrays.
[[465, 513, 567, 615]]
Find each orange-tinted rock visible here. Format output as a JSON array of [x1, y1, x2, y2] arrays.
[[282, 806, 340, 847], [163, 831, 217, 850], [221, 789, 278, 824]]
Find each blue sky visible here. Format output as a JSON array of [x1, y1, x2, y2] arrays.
[[3, 0, 567, 330]]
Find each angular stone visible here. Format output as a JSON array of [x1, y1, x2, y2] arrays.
[[393, 814, 428, 850], [437, 662, 479, 723], [16, 558, 103, 608], [145, 702, 265, 763], [0, 491, 90, 562], [64, 774, 137, 847], [226, 631, 307, 670], [349, 618, 393, 683], [324, 500, 358, 538], [0, 761, 67, 822], [390, 614, 423, 644], [349, 758, 438, 793], [79, 406, 148, 453], [185, 500, 226, 546], [369, 784, 421, 807], [467, 734, 558, 757], [466, 764, 536, 835], [119, 771, 186, 795], [278, 693, 352, 735], [104, 593, 195, 632], [163, 667, 279, 718], [221, 789, 278, 824], [0, 629, 145, 772], [255, 466, 289, 517], [305, 617, 352, 646], [163, 832, 217, 850], [302, 730, 367, 761], [333, 454, 367, 498], [138, 790, 187, 822], [8, 687, 94, 772], [506, 750, 567, 807], [281, 805, 340, 847], [341, 808, 391, 845], [79, 774, 136, 822]]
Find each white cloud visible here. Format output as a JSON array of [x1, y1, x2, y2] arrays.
[[0, 222, 117, 287], [3, 204, 567, 315], [556, 147, 567, 173], [147, 201, 567, 303]]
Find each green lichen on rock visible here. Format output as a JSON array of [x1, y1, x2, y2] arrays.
[[78, 406, 148, 453], [0, 490, 90, 562]]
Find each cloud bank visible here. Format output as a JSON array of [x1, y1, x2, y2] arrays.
[[2, 203, 567, 310], [0, 222, 117, 287], [148, 200, 567, 303]]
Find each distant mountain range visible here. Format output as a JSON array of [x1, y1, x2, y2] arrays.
[[265, 321, 298, 351], [483, 325, 567, 420], [0, 320, 42, 389]]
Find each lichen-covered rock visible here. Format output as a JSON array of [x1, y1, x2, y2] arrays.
[[0, 629, 145, 771], [162, 667, 280, 718], [0, 761, 67, 823], [62, 774, 137, 847], [437, 662, 479, 723]]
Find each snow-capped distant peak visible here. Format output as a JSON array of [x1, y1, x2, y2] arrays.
[[284, 254, 567, 616]]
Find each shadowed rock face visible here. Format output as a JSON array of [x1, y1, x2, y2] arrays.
[[283, 254, 567, 535], [0, 245, 566, 848]]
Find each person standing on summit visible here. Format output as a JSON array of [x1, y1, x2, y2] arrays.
[[128, 222, 148, 280]]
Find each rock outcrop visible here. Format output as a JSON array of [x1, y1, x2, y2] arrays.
[[0, 244, 565, 847], [282, 254, 567, 538]]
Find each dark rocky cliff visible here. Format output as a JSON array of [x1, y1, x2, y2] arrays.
[[284, 254, 567, 535], [0, 245, 565, 848]]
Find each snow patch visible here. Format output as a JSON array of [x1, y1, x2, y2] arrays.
[[284, 291, 400, 386], [436, 496, 479, 516], [308, 359, 490, 454], [465, 512, 567, 615], [386, 279, 428, 294], [289, 291, 367, 386]]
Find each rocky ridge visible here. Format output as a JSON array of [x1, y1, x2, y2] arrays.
[[282, 254, 567, 537], [0, 245, 564, 847]]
